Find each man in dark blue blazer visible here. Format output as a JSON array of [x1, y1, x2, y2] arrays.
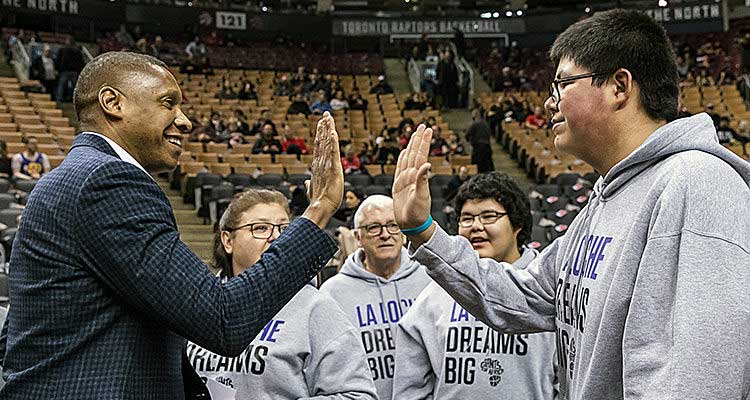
[[0, 52, 345, 399]]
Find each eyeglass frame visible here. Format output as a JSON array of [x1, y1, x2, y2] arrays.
[[458, 211, 509, 228], [225, 222, 290, 239], [359, 222, 401, 237], [548, 71, 610, 107]]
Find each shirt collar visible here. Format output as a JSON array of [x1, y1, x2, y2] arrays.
[[82, 132, 151, 178]]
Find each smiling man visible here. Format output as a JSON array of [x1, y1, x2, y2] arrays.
[[0, 52, 345, 399], [320, 195, 431, 400], [392, 9, 750, 400]]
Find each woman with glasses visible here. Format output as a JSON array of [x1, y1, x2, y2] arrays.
[[392, 172, 557, 400], [187, 189, 378, 400]]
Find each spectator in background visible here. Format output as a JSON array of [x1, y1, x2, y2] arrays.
[[487, 95, 509, 139], [348, 90, 368, 110], [705, 103, 721, 129], [374, 137, 400, 165], [274, 74, 292, 97], [185, 36, 207, 62], [675, 55, 689, 78], [516, 69, 533, 91], [238, 80, 257, 101], [207, 112, 225, 135], [0, 141, 13, 178], [216, 78, 238, 100], [150, 36, 166, 58], [716, 117, 738, 144], [370, 75, 394, 95], [525, 106, 548, 130], [250, 109, 276, 136], [446, 132, 465, 156], [291, 66, 308, 88], [55, 37, 85, 102], [497, 66, 517, 91], [252, 125, 282, 156], [232, 109, 250, 135], [437, 50, 459, 109], [429, 126, 448, 156], [279, 124, 308, 158], [737, 120, 750, 156], [30, 45, 57, 99], [228, 131, 247, 149], [443, 165, 470, 203], [12, 137, 50, 181], [466, 109, 494, 173], [404, 92, 427, 111], [333, 187, 364, 228], [330, 90, 349, 111], [288, 93, 311, 116], [357, 142, 373, 166], [189, 116, 219, 143], [311, 91, 332, 115], [341, 144, 361, 175]]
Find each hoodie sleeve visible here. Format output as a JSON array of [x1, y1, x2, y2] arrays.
[[409, 225, 558, 333], [301, 296, 378, 400], [392, 307, 435, 400]]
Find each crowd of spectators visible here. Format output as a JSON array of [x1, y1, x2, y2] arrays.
[[7, 29, 86, 102], [406, 34, 466, 110]]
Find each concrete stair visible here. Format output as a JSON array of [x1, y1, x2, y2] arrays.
[[383, 58, 413, 94], [157, 180, 214, 262]]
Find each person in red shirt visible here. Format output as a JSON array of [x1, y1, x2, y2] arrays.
[[279, 124, 309, 158], [525, 106, 548, 130], [341, 144, 361, 175]]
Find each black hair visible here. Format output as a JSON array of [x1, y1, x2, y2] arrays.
[[549, 9, 679, 122], [453, 172, 531, 249], [73, 51, 169, 123]]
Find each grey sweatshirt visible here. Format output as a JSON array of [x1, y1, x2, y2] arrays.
[[393, 248, 557, 399], [187, 284, 378, 400], [410, 113, 750, 400], [320, 248, 432, 400]]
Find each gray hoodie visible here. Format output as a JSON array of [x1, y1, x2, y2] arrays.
[[187, 284, 378, 400], [320, 248, 432, 400], [410, 113, 750, 400], [393, 248, 557, 399]]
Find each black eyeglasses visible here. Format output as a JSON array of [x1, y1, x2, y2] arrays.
[[458, 211, 508, 228], [360, 222, 401, 237], [548, 72, 610, 105], [226, 222, 289, 239]]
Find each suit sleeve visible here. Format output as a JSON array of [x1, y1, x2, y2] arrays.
[[409, 225, 558, 333], [74, 161, 337, 356]]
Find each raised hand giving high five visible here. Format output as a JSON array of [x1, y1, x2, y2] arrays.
[[392, 124, 436, 246], [302, 111, 344, 228]]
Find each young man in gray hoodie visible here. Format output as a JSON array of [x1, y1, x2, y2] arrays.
[[320, 195, 432, 400], [391, 9, 750, 400], [393, 172, 557, 399]]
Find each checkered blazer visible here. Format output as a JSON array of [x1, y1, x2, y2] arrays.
[[0, 134, 337, 399]]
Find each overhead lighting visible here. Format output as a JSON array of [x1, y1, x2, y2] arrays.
[[480, 12, 492, 18], [584, 6, 590, 13], [505, 10, 513, 17], [516, 10, 523, 16], [658, 0, 667, 6], [261, 5, 268, 11], [492, 12, 500, 18]]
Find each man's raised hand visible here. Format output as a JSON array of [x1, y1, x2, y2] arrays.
[[302, 111, 344, 229]]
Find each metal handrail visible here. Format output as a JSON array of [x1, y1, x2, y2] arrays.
[[407, 58, 422, 93], [81, 45, 94, 63]]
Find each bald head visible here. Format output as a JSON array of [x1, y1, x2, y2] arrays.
[[73, 52, 171, 123], [354, 195, 394, 229]]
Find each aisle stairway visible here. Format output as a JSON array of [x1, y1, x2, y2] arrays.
[[156, 179, 214, 263]]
